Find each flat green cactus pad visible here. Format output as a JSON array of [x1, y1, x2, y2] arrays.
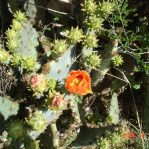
[[0, 96, 19, 120]]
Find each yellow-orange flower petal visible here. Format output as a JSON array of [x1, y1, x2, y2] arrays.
[[65, 70, 92, 95]]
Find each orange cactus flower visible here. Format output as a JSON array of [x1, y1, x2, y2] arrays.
[[65, 70, 92, 95]]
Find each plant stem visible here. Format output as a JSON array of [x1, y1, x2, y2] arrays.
[[50, 123, 59, 149]]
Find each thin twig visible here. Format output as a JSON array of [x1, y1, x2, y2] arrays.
[[94, 67, 129, 83], [16, 0, 75, 18]]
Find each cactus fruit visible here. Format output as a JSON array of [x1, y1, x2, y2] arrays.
[[83, 34, 98, 48], [5, 28, 17, 40], [51, 94, 65, 108], [26, 110, 48, 131], [29, 74, 48, 97], [51, 39, 68, 59], [110, 132, 125, 147], [112, 55, 124, 67], [13, 10, 26, 22], [11, 20, 24, 31], [67, 27, 84, 44], [6, 11, 39, 71], [46, 92, 66, 110], [98, 137, 111, 149], [0, 96, 19, 120], [0, 49, 10, 64], [81, 0, 97, 15], [81, 50, 101, 69], [97, 1, 115, 18], [7, 121, 26, 139], [84, 16, 103, 31], [22, 58, 39, 71], [98, 131, 126, 149]]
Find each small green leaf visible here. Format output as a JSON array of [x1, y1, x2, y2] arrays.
[[133, 84, 141, 90]]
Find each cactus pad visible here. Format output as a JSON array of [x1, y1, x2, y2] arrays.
[[6, 11, 39, 71], [0, 96, 19, 120]]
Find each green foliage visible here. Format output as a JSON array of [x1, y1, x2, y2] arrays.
[[24, 138, 40, 149], [7, 121, 26, 139], [97, 130, 126, 149], [135, 60, 149, 75], [109, 0, 131, 26], [0, 96, 19, 120]]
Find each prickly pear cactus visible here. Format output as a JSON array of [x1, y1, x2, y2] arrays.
[[45, 45, 76, 81], [7, 121, 26, 139], [24, 0, 47, 25], [24, 138, 40, 149], [27, 110, 48, 132], [108, 92, 120, 124], [28, 100, 68, 140], [81, 0, 116, 85], [24, 0, 37, 24], [91, 40, 118, 85], [6, 11, 39, 71], [0, 0, 138, 148]]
